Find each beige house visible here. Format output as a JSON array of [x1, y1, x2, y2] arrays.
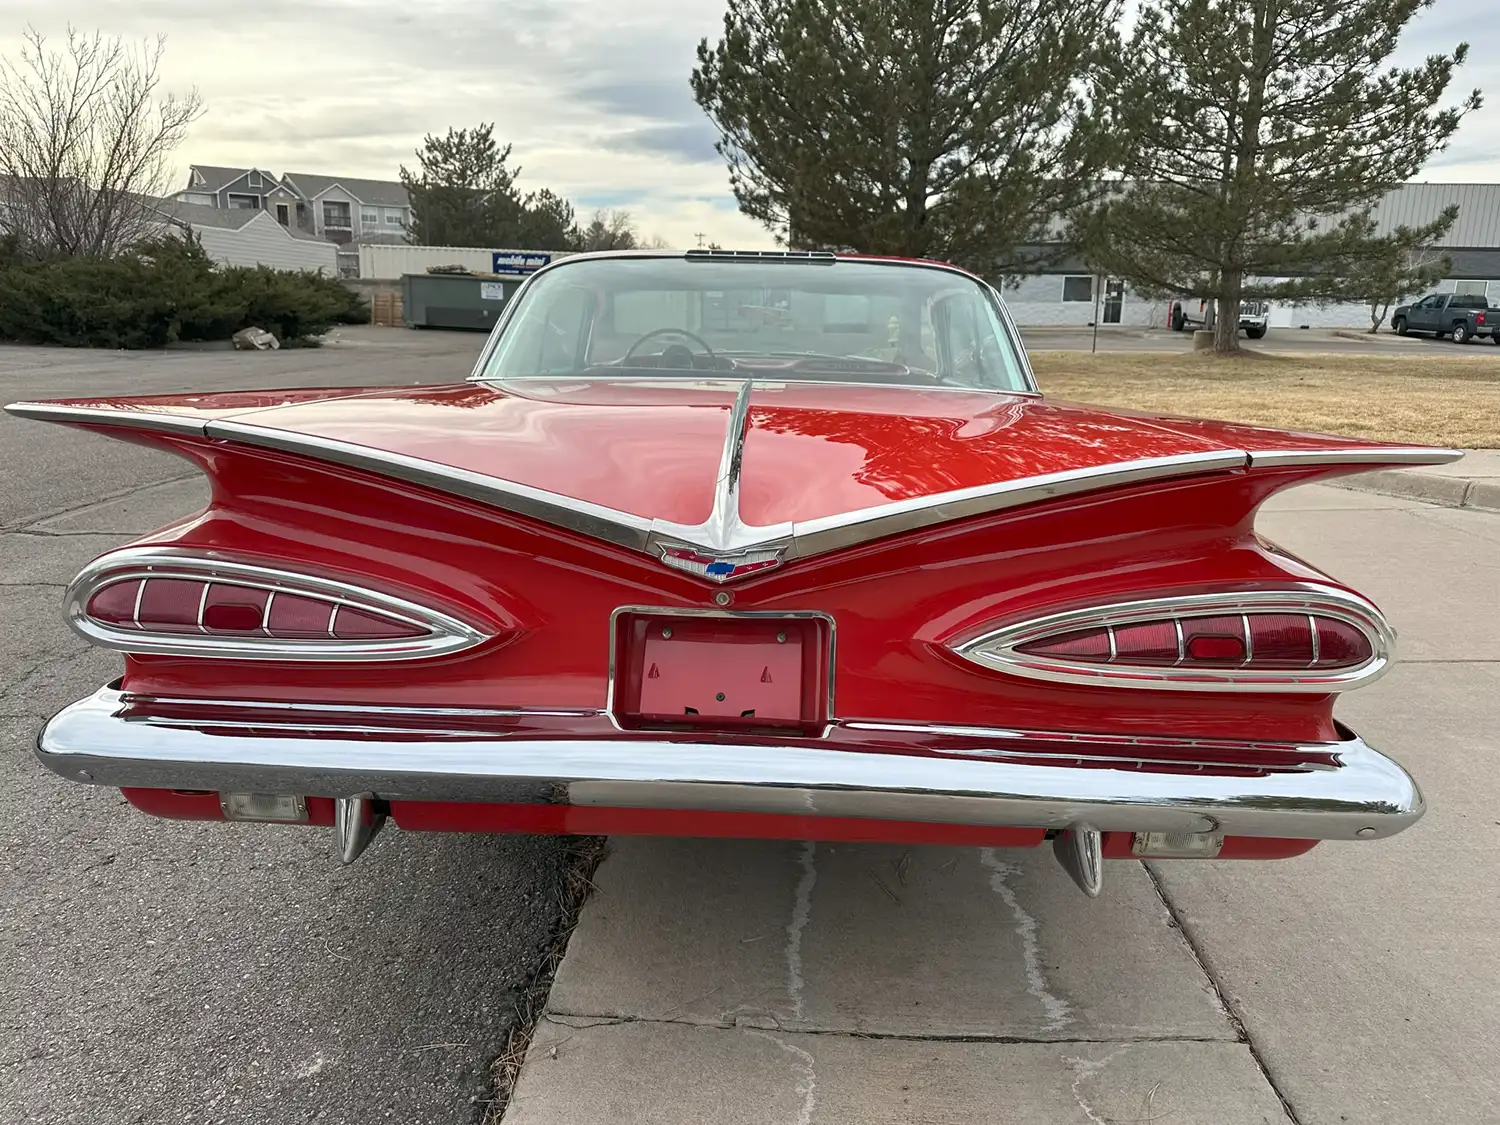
[[173, 166, 411, 246]]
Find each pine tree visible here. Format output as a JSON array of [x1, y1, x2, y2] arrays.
[[517, 188, 578, 251], [1083, 0, 1479, 353], [691, 0, 1126, 274], [400, 124, 527, 247]]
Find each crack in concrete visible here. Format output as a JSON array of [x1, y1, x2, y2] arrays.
[[1063, 1045, 1131, 1125], [746, 1029, 817, 1125], [1143, 862, 1305, 1125], [3, 471, 200, 533], [0, 646, 105, 708], [1396, 658, 1500, 664], [784, 840, 816, 1024], [10, 528, 162, 539], [980, 848, 1073, 1034], [0, 582, 68, 590], [543, 1010, 1237, 1045]]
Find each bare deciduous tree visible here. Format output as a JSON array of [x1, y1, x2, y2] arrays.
[[573, 208, 644, 251], [0, 26, 204, 258]]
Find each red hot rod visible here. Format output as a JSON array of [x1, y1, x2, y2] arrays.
[[7, 250, 1453, 896]]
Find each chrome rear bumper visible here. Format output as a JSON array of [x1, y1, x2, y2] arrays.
[[37, 685, 1424, 843]]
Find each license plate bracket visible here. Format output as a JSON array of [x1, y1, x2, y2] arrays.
[[611, 611, 832, 735]]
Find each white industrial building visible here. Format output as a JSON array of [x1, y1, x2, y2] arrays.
[[1000, 182, 1500, 328]]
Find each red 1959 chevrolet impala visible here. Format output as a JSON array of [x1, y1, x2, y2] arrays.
[[6, 250, 1456, 897]]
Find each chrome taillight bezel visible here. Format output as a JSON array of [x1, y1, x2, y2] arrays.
[[66, 547, 490, 661], [952, 586, 1395, 692]]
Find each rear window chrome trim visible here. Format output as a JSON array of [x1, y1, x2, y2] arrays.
[[463, 249, 1040, 394]]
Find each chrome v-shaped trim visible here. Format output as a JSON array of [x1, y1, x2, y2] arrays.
[[644, 380, 796, 579], [3, 399, 1464, 582]]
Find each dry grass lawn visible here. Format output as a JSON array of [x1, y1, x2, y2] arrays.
[[1029, 350, 1500, 448]]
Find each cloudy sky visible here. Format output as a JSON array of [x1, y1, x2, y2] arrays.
[[1, 0, 1496, 250]]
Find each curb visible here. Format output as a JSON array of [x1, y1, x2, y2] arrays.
[[1329, 330, 1425, 345], [1333, 469, 1500, 512]]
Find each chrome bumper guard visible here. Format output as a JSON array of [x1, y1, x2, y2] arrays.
[[39, 686, 1424, 849]]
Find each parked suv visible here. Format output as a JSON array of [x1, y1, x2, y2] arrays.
[[1390, 293, 1498, 343], [1170, 298, 1269, 339]]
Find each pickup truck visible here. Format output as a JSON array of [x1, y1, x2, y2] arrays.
[[1390, 293, 1498, 343], [1170, 298, 1269, 339]]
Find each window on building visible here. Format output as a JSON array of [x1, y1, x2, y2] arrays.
[[1454, 280, 1489, 296], [361, 209, 380, 227], [226, 194, 260, 209], [1062, 276, 1094, 302], [322, 201, 352, 228], [384, 210, 405, 226], [248, 171, 263, 188]]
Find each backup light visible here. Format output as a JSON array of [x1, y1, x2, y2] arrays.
[[220, 792, 308, 823], [1131, 832, 1224, 858]]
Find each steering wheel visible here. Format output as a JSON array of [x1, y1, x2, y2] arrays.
[[620, 327, 717, 363]]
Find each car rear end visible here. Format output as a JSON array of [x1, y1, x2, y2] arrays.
[[4, 252, 1460, 897]]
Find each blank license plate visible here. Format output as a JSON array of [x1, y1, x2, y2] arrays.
[[612, 613, 828, 733]]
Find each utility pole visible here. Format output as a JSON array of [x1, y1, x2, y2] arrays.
[[1091, 272, 1102, 354], [695, 232, 707, 249]]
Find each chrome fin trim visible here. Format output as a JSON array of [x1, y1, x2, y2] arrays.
[[204, 417, 656, 552], [3, 402, 211, 435], [8, 399, 1461, 579], [1249, 447, 1464, 468]]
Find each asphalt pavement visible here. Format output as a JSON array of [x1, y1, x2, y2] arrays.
[[0, 328, 576, 1125]]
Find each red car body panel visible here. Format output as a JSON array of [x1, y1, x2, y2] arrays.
[[9, 256, 1448, 878], [67, 427, 1343, 741], [37, 380, 1413, 527]]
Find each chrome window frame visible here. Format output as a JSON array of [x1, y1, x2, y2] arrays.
[[464, 250, 1041, 396]]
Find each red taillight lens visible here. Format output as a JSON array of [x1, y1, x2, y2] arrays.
[[333, 607, 425, 640], [1186, 633, 1244, 662], [86, 578, 428, 641], [1477, 313, 1486, 324], [959, 589, 1391, 692], [1014, 611, 1373, 671], [1314, 618, 1372, 666], [71, 550, 487, 661]]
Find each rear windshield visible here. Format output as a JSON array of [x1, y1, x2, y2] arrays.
[[476, 255, 1032, 392]]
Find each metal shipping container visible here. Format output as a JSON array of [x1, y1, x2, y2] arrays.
[[402, 272, 514, 331]]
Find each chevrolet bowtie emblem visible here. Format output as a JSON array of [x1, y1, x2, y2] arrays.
[[657, 545, 784, 583]]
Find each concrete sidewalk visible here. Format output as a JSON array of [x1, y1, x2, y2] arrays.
[[1336, 448, 1500, 511], [499, 483, 1500, 1125]]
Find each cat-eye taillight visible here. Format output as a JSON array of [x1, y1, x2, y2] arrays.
[[68, 548, 488, 661], [953, 588, 1392, 692]]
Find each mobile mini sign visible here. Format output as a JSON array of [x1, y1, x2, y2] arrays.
[[491, 251, 552, 276]]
